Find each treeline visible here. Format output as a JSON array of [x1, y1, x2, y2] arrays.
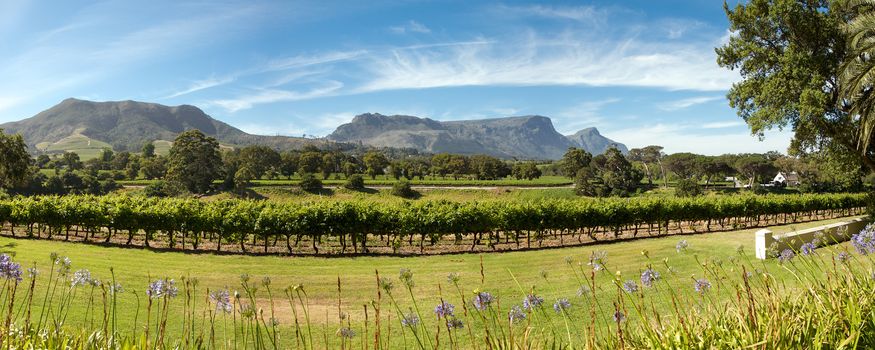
[[0, 193, 865, 254]]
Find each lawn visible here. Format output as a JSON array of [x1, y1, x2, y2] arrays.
[[0, 215, 864, 347]]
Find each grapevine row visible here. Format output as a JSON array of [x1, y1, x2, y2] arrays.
[[0, 193, 866, 254]]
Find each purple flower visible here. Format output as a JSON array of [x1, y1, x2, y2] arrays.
[[146, 278, 178, 299], [26, 267, 38, 279], [800, 242, 816, 256], [508, 305, 526, 323], [588, 251, 608, 271], [694, 278, 711, 294], [622, 280, 639, 293], [433, 301, 455, 319], [0, 255, 22, 281], [676, 240, 689, 252], [851, 224, 875, 254], [836, 251, 851, 263], [446, 318, 464, 329], [553, 298, 571, 313], [400, 311, 420, 327], [778, 249, 795, 263], [522, 294, 544, 310], [338, 327, 356, 338], [473, 291, 494, 311], [612, 311, 626, 323], [210, 289, 232, 313], [640, 268, 660, 287], [70, 269, 92, 287]]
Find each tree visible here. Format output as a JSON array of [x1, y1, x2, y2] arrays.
[[512, 162, 542, 180], [0, 129, 31, 190], [717, 0, 875, 172], [35, 154, 51, 168], [598, 148, 643, 197], [663, 153, 701, 180], [142, 142, 156, 158], [733, 154, 777, 187], [560, 148, 592, 178], [239, 145, 280, 179], [298, 152, 323, 175], [363, 151, 389, 179], [840, 0, 875, 162], [470, 155, 509, 180], [62, 152, 82, 172], [141, 156, 167, 180], [279, 152, 299, 179], [166, 129, 224, 194]]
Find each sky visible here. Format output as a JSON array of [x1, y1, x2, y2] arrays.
[[0, 0, 793, 155]]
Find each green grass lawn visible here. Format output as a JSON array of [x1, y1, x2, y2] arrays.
[[0, 215, 863, 347]]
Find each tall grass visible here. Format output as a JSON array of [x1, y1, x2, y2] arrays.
[[0, 224, 873, 348]]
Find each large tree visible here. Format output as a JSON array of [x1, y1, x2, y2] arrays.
[[166, 129, 223, 194], [560, 148, 592, 178], [717, 0, 875, 172], [0, 129, 31, 190]]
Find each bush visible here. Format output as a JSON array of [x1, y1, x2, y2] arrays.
[[144, 180, 186, 198], [675, 178, 703, 197], [390, 181, 417, 198], [344, 174, 365, 190], [299, 173, 323, 193]]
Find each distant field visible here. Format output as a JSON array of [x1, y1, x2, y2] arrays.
[[35, 134, 112, 160]]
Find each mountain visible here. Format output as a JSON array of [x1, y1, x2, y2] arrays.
[[566, 127, 628, 155], [328, 113, 626, 159], [0, 98, 318, 155]]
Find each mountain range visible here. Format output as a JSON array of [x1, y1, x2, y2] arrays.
[[0, 99, 626, 160]]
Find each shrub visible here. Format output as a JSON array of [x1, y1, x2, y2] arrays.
[[144, 180, 186, 197], [675, 178, 703, 197], [344, 174, 365, 190], [391, 181, 417, 198], [299, 173, 323, 193]]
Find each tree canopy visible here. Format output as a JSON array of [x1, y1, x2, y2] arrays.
[[166, 129, 223, 194]]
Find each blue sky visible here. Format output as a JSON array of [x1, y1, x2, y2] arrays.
[[0, 0, 792, 155]]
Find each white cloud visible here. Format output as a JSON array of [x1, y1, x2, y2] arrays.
[[555, 98, 620, 133], [702, 120, 744, 129], [208, 81, 344, 112], [658, 95, 724, 111], [389, 20, 431, 34], [606, 123, 792, 155], [164, 76, 235, 99], [498, 4, 605, 22], [357, 32, 739, 93]]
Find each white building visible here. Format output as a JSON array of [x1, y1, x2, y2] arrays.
[[773, 172, 800, 186]]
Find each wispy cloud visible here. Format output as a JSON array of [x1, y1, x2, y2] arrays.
[[702, 120, 744, 129], [658, 95, 724, 111], [498, 4, 606, 22], [555, 98, 621, 133], [208, 81, 344, 113], [389, 20, 431, 34], [607, 123, 791, 155], [164, 76, 235, 99]]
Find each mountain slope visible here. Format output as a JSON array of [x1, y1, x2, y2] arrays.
[[0, 98, 315, 153], [566, 127, 628, 155], [328, 113, 625, 159]]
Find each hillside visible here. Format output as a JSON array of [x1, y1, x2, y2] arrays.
[[0, 98, 318, 155], [328, 113, 626, 159]]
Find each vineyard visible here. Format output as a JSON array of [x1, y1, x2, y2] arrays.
[[0, 193, 867, 255]]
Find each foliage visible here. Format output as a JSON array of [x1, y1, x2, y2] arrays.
[[0, 129, 32, 190], [343, 174, 366, 190], [511, 162, 542, 180], [298, 173, 323, 193], [560, 148, 592, 178], [675, 178, 703, 197], [166, 130, 224, 194], [390, 181, 417, 198], [143, 180, 187, 198]]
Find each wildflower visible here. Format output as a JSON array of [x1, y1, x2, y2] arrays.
[[90, 279, 101, 287], [522, 294, 544, 310], [109, 283, 124, 295], [676, 240, 689, 252], [338, 327, 356, 339], [146, 278, 178, 299], [800, 242, 817, 256], [735, 245, 745, 255], [433, 301, 455, 319], [261, 276, 271, 287], [399, 268, 414, 288], [0, 255, 22, 281], [400, 311, 419, 327], [508, 305, 526, 323], [588, 251, 608, 271], [239, 274, 250, 283], [576, 285, 591, 297], [446, 272, 460, 284], [553, 298, 571, 313], [612, 310, 626, 323], [694, 278, 711, 294], [472, 291, 494, 311], [640, 268, 660, 287], [378, 277, 394, 292], [26, 267, 38, 278], [70, 269, 92, 287], [622, 280, 639, 293], [210, 289, 233, 313], [564, 256, 574, 265], [446, 318, 464, 329], [851, 224, 875, 254], [836, 251, 851, 263], [239, 304, 256, 319], [778, 249, 795, 263]]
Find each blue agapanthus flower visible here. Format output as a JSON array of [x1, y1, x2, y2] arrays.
[[640, 268, 660, 287]]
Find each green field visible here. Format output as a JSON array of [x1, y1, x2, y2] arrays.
[[35, 134, 113, 160], [0, 215, 864, 347]]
